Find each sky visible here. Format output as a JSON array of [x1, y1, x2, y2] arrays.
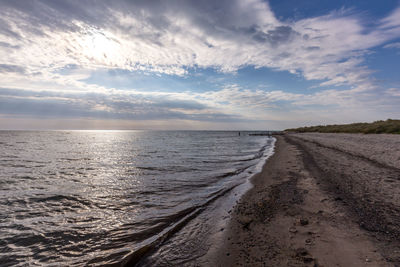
[[0, 0, 400, 130]]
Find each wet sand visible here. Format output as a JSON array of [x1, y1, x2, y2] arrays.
[[212, 133, 400, 266]]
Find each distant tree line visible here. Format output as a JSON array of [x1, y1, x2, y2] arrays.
[[285, 119, 400, 134]]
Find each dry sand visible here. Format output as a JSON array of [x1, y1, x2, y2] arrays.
[[212, 134, 400, 266], [290, 133, 400, 169]]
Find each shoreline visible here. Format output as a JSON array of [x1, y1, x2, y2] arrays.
[[210, 134, 400, 266], [132, 135, 277, 266]]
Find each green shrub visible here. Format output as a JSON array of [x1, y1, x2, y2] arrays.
[[285, 119, 400, 134]]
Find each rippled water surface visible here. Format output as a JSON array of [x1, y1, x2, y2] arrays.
[[0, 131, 275, 266]]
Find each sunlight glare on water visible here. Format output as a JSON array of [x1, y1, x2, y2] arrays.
[[0, 130, 274, 266]]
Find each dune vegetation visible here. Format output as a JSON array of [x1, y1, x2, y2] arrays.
[[285, 119, 400, 134]]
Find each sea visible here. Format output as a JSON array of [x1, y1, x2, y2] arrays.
[[0, 130, 275, 266]]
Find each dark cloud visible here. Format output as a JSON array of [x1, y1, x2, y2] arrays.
[[0, 88, 238, 122], [276, 52, 291, 59], [153, 99, 207, 110], [306, 46, 320, 51], [0, 0, 277, 45], [0, 64, 26, 73], [236, 24, 298, 45], [0, 95, 242, 122], [264, 26, 298, 45], [0, 41, 20, 49], [0, 18, 22, 39], [0, 0, 110, 37], [0, 96, 95, 118]]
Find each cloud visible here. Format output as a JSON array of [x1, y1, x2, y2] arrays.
[[251, 25, 298, 45], [0, 0, 399, 128], [2, 0, 399, 80], [380, 6, 400, 29], [0, 78, 398, 129], [387, 88, 400, 97], [384, 42, 400, 49], [0, 87, 245, 122], [0, 64, 25, 73]]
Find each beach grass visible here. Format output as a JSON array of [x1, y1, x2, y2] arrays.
[[285, 119, 400, 134]]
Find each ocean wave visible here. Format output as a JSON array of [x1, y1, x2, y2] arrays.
[[0, 131, 275, 266]]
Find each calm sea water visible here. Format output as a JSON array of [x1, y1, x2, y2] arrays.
[[0, 131, 275, 266]]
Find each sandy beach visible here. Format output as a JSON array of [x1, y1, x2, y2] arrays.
[[212, 133, 400, 266]]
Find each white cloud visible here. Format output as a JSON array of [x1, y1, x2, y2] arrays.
[[387, 88, 400, 96], [2, 1, 400, 83], [0, 0, 399, 128], [384, 42, 400, 49], [380, 7, 400, 29]]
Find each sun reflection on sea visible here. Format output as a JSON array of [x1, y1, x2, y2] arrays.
[[0, 130, 275, 265]]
